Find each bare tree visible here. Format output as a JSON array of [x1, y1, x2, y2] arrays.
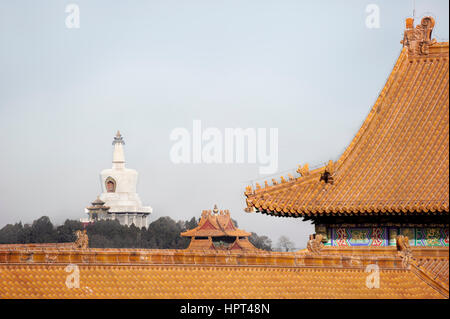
[[277, 236, 295, 252]]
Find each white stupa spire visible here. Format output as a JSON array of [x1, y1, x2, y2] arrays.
[[112, 130, 125, 169], [84, 130, 152, 229]]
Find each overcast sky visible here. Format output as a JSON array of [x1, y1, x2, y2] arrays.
[[0, 0, 448, 249]]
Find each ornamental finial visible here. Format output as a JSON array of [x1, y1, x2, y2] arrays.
[[401, 16, 436, 56], [112, 130, 125, 145]]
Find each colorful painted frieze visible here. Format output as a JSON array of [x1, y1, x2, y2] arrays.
[[330, 227, 388, 247], [326, 226, 449, 247], [415, 228, 449, 247]]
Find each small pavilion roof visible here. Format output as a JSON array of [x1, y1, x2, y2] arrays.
[[181, 205, 251, 238]]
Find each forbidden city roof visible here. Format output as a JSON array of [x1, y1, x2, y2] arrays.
[[244, 17, 449, 218], [180, 205, 259, 251], [0, 243, 447, 299], [181, 205, 251, 238]]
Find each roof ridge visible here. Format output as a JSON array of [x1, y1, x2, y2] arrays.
[[244, 38, 449, 216], [333, 47, 409, 176], [409, 260, 449, 298], [396, 236, 449, 298]]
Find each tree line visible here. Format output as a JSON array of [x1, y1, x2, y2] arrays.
[[0, 216, 274, 251]]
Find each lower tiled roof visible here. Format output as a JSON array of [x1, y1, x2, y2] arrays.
[[0, 264, 443, 299], [413, 256, 449, 295], [0, 245, 447, 299]]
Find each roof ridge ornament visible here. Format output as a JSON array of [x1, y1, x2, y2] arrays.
[[73, 230, 89, 250], [396, 235, 413, 268], [401, 16, 437, 56], [297, 163, 309, 177], [319, 161, 335, 184], [307, 234, 324, 255]]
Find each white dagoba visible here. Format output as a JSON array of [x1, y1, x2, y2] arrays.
[[83, 131, 152, 229]]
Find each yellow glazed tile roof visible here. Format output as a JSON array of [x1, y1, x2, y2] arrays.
[[414, 256, 449, 293], [0, 245, 447, 299], [244, 19, 449, 217], [181, 206, 251, 238], [0, 264, 443, 299]]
